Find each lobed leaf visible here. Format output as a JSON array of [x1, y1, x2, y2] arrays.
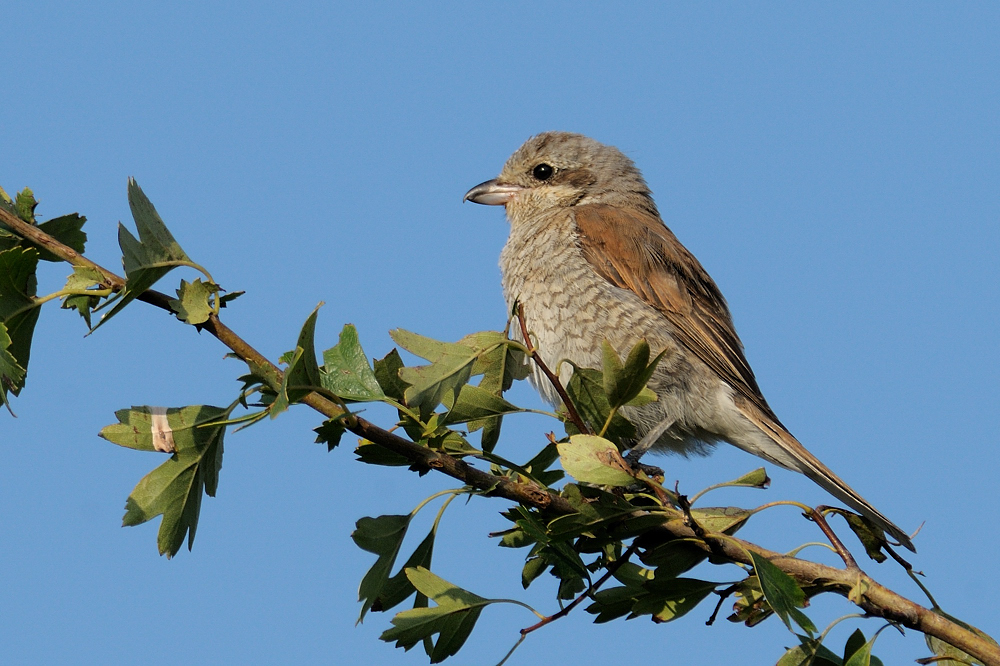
[[374, 530, 436, 614], [92, 179, 193, 330], [465, 336, 528, 452], [601, 338, 666, 410], [271, 306, 322, 417], [391, 329, 478, 422], [0, 322, 25, 411], [14, 188, 37, 222], [60, 266, 106, 328], [440, 384, 522, 426], [381, 567, 496, 663], [169, 278, 217, 325], [100, 404, 231, 557], [631, 577, 718, 622], [0, 247, 40, 399], [320, 323, 384, 401], [353, 514, 412, 622], [35, 213, 87, 261], [841, 513, 888, 563], [314, 417, 347, 451], [355, 440, 412, 467], [373, 348, 409, 402]]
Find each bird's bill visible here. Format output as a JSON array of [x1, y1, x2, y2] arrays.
[[463, 179, 524, 205]]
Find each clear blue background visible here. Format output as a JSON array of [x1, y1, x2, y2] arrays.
[[3, 3, 998, 664]]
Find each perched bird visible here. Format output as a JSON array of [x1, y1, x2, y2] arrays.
[[464, 131, 914, 551]]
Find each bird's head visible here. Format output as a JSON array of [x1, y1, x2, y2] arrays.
[[464, 132, 659, 221]]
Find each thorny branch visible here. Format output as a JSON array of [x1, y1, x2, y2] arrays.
[[1, 205, 997, 666]]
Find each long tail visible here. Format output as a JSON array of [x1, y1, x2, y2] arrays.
[[737, 405, 915, 552]]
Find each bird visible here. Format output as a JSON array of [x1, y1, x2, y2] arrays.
[[464, 131, 915, 551]]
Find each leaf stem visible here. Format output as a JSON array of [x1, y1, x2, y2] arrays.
[[812, 506, 859, 570]]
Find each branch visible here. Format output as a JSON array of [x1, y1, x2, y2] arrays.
[[3, 205, 997, 666]]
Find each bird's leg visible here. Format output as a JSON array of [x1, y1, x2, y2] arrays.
[[624, 417, 675, 476]]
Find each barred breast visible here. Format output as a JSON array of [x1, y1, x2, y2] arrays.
[[499, 207, 727, 456]]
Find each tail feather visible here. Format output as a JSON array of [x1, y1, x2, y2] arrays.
[[737, 404, 915, 552]]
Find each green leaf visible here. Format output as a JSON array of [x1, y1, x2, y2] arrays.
[[271, 306, 322, 417], [721, 467, 770, 489], [375, 529, 437, 613], [465, 336, 528, 452], [586, 585, 644, 623], [638, 507, 750, 576], [381, 567, 496, 663], [60, 266, 106, 328], [557, 435, 635, 487], [391, 329, 479, 421], [600, 339, 625, 400], [100, 404, 231, 557], [353, 514, 412, 622], [320, 323, 384, 401], [314, 417, 347, 451], [0, 247, 40, 397], [511, 507, 590, 595], [841, 513, 888, 563], [391, 328, 470, 363], [631, 577, 718, 622], [217, 290, 243, 307], [565, 366, 636, 441], [14, 187, 37, 223], [747, 550, 817, 635], [0, 322, 25, 411], [355, 439, 412, 467], [692, 468, 771, 503], [35, 213, 87, 261], [777, 635, 843, 666], [842, 628, 886, 666], [520, 442, 564, 487], [601, 338, 666, 409], [728, 577, 770, 626], [373, 348, 409, 402], [169, 278, 217, 325], [440, 384, 522, 426], [466, 333, 529, 392], [92, 179, 193, 330], [689, 506, 753, 533], [0, 210, 89, 261]]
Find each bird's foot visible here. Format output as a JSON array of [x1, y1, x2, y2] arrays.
[[624, 449, 664, 479], [623, 417, 674, 478]]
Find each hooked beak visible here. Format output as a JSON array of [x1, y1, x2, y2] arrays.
[[463, 179, 524, 205]]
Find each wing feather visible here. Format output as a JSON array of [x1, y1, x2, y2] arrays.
[[574, 203, 780, 425]]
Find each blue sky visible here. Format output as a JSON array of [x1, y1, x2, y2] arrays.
[[3, 3, 998, 664]]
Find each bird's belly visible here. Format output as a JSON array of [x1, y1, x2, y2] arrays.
[[500, 229, 727, 456]]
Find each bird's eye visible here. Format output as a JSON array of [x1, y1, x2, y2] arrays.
[[532, 163, 554, 181]]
